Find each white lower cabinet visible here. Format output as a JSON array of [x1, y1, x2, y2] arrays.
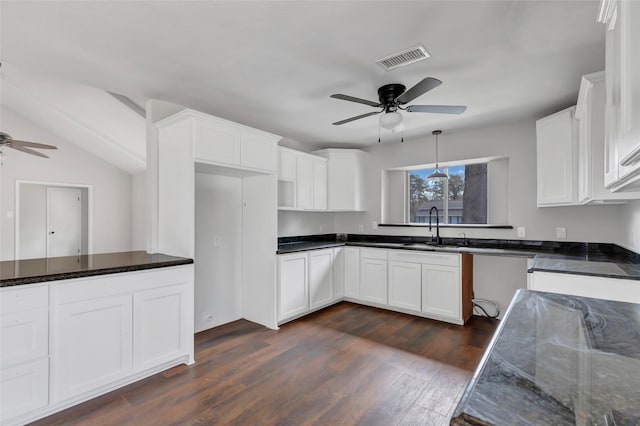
[[0, 265, 194, 425], [360, 249, 388, 305], [343, 247, 360, 298], [332, 247, 345, 300], [133, 284, 190, 373], [388, 261, 422, 311], [278, 246, 468, 326], [422, 264, 461, 321], [0, 358, 49, 422], [0, 285, 50, 423], [278, 252, 309, 321], [52, 294, 133, 402], [309, 249, 333, 309], [528, 271, 640, 303]]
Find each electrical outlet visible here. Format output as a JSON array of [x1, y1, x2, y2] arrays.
[[213, 236, 221, 247], [204, 313, 213, 322], [556, 227, 567, 239], [6, 211, 13, 219], [517, 227, 526, 238], [372, 221, 378, 230], [358, 223, 364, 232], [319, 224, 324, 232]]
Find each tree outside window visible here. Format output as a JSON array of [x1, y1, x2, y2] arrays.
[[408, 163, 487, 224]]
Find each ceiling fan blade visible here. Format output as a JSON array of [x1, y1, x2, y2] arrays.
[[395, 77, 442, 105], [332, 110, 382, 125], [8, 144, 50, 158], [406, 105, 467, 114], [330, 94, 381, 108], [9, 139, 58, 150]]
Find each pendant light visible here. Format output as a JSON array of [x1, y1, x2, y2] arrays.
[[427, 130, 448, 179]]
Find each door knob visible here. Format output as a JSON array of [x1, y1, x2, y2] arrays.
[[49, 231, 55, 235]]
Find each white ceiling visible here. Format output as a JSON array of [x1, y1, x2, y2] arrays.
[[0, 1, 604, 147]]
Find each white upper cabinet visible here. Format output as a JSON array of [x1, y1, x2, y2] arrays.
[[600, 0, 640, 191], [576, 71, 640, 203], [278, 147, 328, 211], [536, 106, 578, 207], [156, 109, 281, 173], [313, 149, 367, 211]]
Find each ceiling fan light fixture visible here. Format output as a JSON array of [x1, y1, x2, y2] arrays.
[[379, 111, 403, 130]]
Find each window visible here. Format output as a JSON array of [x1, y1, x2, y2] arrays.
[[408, 163, 487, 225]]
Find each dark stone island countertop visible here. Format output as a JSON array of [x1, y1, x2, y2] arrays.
[[451, 289, 640, 425], [0, 251, 193, 287], [277, 234, 640, 281]]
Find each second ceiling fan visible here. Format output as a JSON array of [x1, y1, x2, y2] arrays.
[[330, 77, 466, 128]]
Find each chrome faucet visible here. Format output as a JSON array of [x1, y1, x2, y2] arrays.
[[428, 206, 442, 245]]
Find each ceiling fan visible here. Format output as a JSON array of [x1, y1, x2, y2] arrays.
[[0, 132, 58, 158], [330, 77, 466, 128]]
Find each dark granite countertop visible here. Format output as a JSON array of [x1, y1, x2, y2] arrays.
[[451, 289, 640, 425], [277, 234, 640, 280], [0, 251, 193, 287]]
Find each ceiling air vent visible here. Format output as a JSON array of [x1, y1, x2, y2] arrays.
[[376, 45, 430, 71]]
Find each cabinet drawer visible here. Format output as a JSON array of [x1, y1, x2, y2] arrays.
[[1, 286, 48, 314], [388, 250, 459, 267], [1, 308, 49, 369], [360, 248, 388, 260], [0, 358, 49, 422]]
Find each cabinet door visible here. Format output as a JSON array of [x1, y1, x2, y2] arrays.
[[360, 257, 388, 305], [333, 247, 345, 300], [309, 249, 333, 309], [0, 358, 48, 422], [604, 1, 622, 187], [133, 284, 190, 373], [312, 159, 328, 210], [296, 155, 313, 210], [194, 120, 241, 166], [278, 148, 296, 181], [388, 261, 421, 311], [51, 294, 133, 402], [327, 155, 356, 211], [1, 309, 48, 369], [616, 0, 640, 180], [241, 131, 277, 172], [421, 265, 461, 321], [278, 253, 309, 321], [536, 106, 578, 206], [344, 247, 360, 298]]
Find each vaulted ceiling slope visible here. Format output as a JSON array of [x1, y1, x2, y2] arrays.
[[0, 1, 604, 147], [1, 64, 146, 173]]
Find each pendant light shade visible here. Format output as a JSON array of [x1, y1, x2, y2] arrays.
[[379, 111, 403, 130], [427, 130, 448, 180]]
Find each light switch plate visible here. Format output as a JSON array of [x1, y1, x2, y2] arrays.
[[358, 224, 364, 232], [517, 227, 526, 238], [556, 227, 567, 239], [372, 221, 378, 230]]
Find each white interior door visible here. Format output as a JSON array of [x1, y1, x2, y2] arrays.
[[47, 188, 81, 257]]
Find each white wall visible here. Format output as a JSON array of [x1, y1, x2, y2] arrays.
[[619, 200, 640, 253], [194, 172, 242, 332], [0, 107, 134, 260], [278, 211, 336, 237], [131, 172, 147, 250], [334, 118, 621, 243]]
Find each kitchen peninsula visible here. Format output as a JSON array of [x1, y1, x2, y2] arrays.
[[0, 251, 194, 425]]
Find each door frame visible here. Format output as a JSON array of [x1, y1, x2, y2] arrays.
[[15, 180, 93, 259]]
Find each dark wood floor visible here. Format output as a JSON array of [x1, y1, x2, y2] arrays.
[[33, 303, 498, 426]]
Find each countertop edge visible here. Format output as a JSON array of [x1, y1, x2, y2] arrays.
[[1, 258, 194, 288]]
